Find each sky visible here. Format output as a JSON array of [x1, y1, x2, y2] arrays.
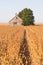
[[0, 0, 43, 24]]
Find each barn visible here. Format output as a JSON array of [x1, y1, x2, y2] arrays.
[[9, 15, 23, 25]]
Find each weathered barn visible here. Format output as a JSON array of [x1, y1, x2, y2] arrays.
[[9, 15, 23, 25]]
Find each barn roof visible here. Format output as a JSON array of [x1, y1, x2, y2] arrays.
[[9, 15, 23, 23]]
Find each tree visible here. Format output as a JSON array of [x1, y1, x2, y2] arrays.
[[18, 8, 35, 26]]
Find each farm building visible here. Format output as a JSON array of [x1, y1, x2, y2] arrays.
[[9, 15, 23, 25]]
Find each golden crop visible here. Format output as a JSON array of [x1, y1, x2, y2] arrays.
[[0, 25, 43, 65]]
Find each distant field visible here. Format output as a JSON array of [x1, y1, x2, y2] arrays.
[[0, 25, 43, 65]]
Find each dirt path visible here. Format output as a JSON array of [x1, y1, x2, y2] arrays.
[[19, 30, 31, 65]]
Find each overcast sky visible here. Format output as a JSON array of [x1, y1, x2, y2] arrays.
[[0, 0, 43, 24]]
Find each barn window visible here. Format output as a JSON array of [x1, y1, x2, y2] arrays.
[[16, 17, 18, 19], [13, 22, 17, 24]]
